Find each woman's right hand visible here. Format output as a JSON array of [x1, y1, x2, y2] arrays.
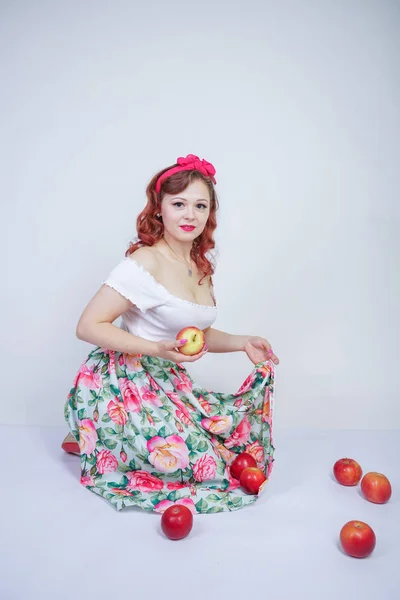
[[155, 339, 209, 363]]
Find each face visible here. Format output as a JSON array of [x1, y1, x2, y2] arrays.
[[160, 179, 211, 241]]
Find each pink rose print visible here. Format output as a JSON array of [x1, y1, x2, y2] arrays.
[[234, 397, 243, 408], [120, 378, 142, 413], [245, 441, 265, 468], [141, 385, 162, 407], [199, 396, 211, 414], [154, 497, 197, 515], [167, 394, 195, 420], [78, 419, 98, 455], [192, 454, 217, 482], [126, 470, 164, 492], [103, 350, 116, 374], [120, 449, 128, 463], [148, 375, 161, 391], [80, 474, 95, 487], [147, 435, 189, 473], [175, 409, 193, 426], [225, 416, 251, 448], [107, 399, 128, 425], [77, 365, 102, 390], [166, 481, 187, 491], [173, 371, 193, 394], [124, 353, 143, 372], [110, 488, 135, 497], [235, 372, 255, 396], [96, 449, 118, 474], [210, 437, 237, 465], [226, 470, 241, 491], [201, 415, 233, 435]]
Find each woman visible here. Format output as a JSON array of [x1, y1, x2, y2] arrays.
[[63, 153, 279, 514]]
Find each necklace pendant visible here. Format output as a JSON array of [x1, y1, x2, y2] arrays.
[[188, 268, 193, 277]]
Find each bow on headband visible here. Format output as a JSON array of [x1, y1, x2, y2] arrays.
[[155, 154, 217, 193]]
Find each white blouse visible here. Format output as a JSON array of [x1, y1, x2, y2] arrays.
[[102, 257, 218, 342]]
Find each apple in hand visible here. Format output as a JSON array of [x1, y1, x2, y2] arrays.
[[361, 472, 392, 504], [176, 326, 206, 356], [339, 520, 376, 558], [333, 458, 363, 486]]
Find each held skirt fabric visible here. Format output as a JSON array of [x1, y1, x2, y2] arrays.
[[64, 347, 276, 514]]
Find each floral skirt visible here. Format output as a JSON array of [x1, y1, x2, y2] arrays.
[[64, 347, 276, 514]]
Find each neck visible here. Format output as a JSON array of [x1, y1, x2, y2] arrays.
[[162, 233, 193, 262]]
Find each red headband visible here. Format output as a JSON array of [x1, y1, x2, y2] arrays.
[[155, 154, 217, 193]]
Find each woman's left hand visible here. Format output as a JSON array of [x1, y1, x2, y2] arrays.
[[242, 336, 280, 366]]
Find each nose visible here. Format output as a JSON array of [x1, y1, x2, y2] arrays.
[[184, 206, 195, 221]]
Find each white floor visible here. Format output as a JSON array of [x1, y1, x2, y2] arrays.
[[0, 426, 399, 600]]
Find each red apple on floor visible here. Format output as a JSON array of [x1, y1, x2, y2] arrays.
[[176, 326, 206, 356], [339, 520, 376, 558], [361, 472, 392, 504], [230, 452, 257, 481], [240, 467, 266, 495], [333, 458, 363, 486]]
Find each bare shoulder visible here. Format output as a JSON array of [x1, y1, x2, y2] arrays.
[[127, 246, 160, 278]]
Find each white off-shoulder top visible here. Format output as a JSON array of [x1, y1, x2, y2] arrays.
[[102, 257, 218, 342]]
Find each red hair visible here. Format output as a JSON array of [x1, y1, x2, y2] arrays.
[[125, 164, 219, 286]]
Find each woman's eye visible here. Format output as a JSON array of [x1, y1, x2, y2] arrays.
[[173, 202, 207, 209]]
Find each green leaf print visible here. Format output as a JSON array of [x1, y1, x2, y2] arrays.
[[142, 427, 158, 440], [206, 506, 224, 513], [189, 451, 197, 462], [128, 458, 138, 470], [205, 494, 221, 502], [115, 424, 124, 434], [110, 384, 120, 396], [89, 390, 98, 400], [101, 363, 108, 375], [77, 408, 87, 420], [89, 465, 97, 476], [195, 498, 209, 512], [231, 496, 243, 509], [104, 439, 117, 450], [107, 475, 128, 489], [158, 426, 168, 438], [196, 440, 209, 453], [150, 492, 168, 505], [185, 434, 197, 450], [101, 414, 111, 423], [167, 490, 181, 502], [96, 427, 106, 440], [88, 397, 97, 407], [68, 396, 77, 411], [105, 427, 117, 436], [87, 454, 97, 465]]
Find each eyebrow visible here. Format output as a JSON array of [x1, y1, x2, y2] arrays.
[[172, 197, 209, 203]]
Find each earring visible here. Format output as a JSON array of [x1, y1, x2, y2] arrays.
[[156, 213, 161, 218]]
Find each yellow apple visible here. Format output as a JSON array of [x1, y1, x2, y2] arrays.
[[176, 326, 206, 356]]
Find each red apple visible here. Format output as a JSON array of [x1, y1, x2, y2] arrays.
[[176, 326, 205, 356], [230, 452, 257, 481], [339, 520, 376, 558], [161, 505, 193, 540], [240, 467, 266, 495], [361, 472, 392, 504], [333, 458, 363, 486]]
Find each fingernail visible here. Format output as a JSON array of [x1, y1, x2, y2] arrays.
[[180, 339, 187, 344]]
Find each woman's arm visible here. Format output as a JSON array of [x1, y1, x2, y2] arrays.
[[203, 327, 247, 353], [76, 284, 158, 356]]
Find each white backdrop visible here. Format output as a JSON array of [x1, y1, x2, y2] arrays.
[[1, 0, 399, 429]]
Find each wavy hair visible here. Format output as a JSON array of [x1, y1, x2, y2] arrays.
[[125, 164, 219, 286]]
